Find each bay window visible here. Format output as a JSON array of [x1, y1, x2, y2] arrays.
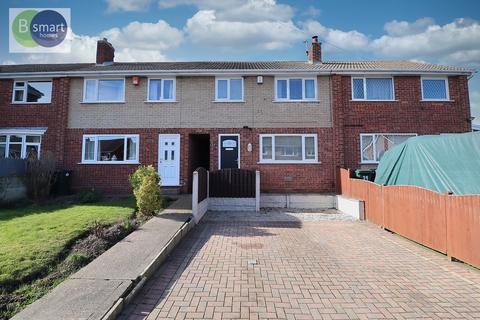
[[260, 134, 318, 163], [360, 133, 416, 163], [82, 135, 139, 163], [352, 77, 394, 101], [275, 77, 317, 101]]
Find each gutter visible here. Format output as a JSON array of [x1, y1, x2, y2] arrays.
[[0, 68, 474, 79]]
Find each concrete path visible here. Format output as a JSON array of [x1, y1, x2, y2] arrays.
[[13, 195, 193, 320], [120, 209, 480, 319]]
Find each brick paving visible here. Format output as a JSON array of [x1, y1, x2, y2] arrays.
[[120, 210, 480, 320]]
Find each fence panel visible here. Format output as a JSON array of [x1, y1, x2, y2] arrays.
[[195, 167, 208, 203], [0, 159, 26, 177], [383, 186, 447, 254], [365, 182, 384, 226], [446, 195, 480, 267], [209, 168, 255, 198]]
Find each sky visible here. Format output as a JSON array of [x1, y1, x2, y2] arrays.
[[1, 0, 480, 124]]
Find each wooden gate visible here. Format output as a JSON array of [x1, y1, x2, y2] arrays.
[[209, 168, 255, 198]]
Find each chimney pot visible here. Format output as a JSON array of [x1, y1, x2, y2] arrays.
[[307, 35, 321, 64], [96, 38, 115, 66]]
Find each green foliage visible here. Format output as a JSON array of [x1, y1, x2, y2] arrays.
[[24, 151, 56, 202], [135, 173, 163, 217], [63, 252, 90, 271], [77, 189, 104, 203], [129, 165, 159, 193]]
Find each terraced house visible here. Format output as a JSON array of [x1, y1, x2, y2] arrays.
[[0, 37, 474, 194]]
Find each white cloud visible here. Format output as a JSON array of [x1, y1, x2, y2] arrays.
[[106, 0, 152, 12], [185, 10, 303, 50], [372, 18, 480, 67], [19, 20, 182, 64], [302, 6, 321, 17], [384, 17, 435, 36]]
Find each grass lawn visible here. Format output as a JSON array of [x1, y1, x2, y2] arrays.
[[0, 197, 136, 288]]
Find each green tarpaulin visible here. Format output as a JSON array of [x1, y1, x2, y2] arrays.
[[374, 132, 480, 195]]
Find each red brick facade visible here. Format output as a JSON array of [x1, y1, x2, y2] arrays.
[[1, 75, 472, 195]]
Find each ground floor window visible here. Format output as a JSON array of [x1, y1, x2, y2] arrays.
[[0, 133, 42, 159], [360, 133, 416, 163], [82, 134, 139, 163], [259, 134, 318, 163]]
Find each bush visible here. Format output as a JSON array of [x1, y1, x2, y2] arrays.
[[130, 166, 162, 217], [25, 151, 56, 202], [77, 189, 104, 203], [129, 165, 159, 193]]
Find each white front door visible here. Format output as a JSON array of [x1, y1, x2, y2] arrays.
[[158, 134, 180, 186]]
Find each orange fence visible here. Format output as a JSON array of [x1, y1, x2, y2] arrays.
[[338, 167, 480, 268]]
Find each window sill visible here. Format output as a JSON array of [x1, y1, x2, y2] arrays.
[[420, 99, 454, 102], [144, 100, 177, 103], [258, 161, 320, 164], [79, 161, 140, 165], [273, 100, 319, 103], [350, 100, 398, 102], [81, 101, 126, 104], [11, 102, 52, 105], [212, 100, 246, 103]]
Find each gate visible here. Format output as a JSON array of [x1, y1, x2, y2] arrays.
[[209, 168, 256, 198]]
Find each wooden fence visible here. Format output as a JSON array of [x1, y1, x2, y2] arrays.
[[338, 167, 480, 269], [195, 167, 208, 203], [209, 168, 256, 198]]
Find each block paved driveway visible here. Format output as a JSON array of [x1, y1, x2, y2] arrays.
[[120, 210, 480, 319]]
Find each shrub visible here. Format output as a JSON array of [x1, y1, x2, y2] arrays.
[[24, 151, 56, 202], [134, 171, 162, 217], [78, 189, 104, 203], [129, 165, 159, 193]]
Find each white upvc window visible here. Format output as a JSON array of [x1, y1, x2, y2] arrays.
[[81, 134, 139, 164], [83, 78, 125, 103], [360, 133, 417, 164], [0, 133, 42, 159], [352, 77, 395, 101], [259, 134, 318, 163], [275, 77, 317, 101], [215, 77, 244, 101], [147, 78, 176, 101], [421, 77, 449, 101], [12, 80, 52, 104]]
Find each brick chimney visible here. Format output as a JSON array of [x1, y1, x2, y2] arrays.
[[307, 36, 321, 63], [96, 38, 115, 66]]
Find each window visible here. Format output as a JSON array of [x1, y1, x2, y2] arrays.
[[81, 135, 139, 163], [360, 133, 416, 163], [259, 134, 318, 163], [83, 79, 125, 102], [147, 78, 176, 101], [421, 77, 449, 100], [0, 133, 42, 159], [215, 78, 243, 101], [275, 78, 317, 101], [12, 80, 52, 103], [352, 77, 394, 100]]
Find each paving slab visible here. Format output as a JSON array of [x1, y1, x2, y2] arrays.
[[12, 195, 193, 320]]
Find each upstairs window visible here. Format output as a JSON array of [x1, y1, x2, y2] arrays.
[[360, 133, 416, 163], [148, 78, 175, 101], [421, 77, 449, 100], [82, 135, 139, 163], [0, 133, 42, 159], [352, 77, 394, 101], [12, 80, 52, 103], [215, 78, 243, 101], [275, 78, 317, 101], [83, 79, 125, 102]]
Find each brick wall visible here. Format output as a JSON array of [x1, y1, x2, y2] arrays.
[[0, 78, 70, 165], [64, 127, 336, 194], [331, 75, 471, 169]]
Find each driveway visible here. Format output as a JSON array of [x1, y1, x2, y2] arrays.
[[120, 210, 480, 319]]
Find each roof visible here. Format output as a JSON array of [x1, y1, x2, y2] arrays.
[[0, 60, 474, 77], [473, 123, 480, 131]]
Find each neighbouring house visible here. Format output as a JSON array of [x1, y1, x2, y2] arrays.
[[0, 37, 474, 194]]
